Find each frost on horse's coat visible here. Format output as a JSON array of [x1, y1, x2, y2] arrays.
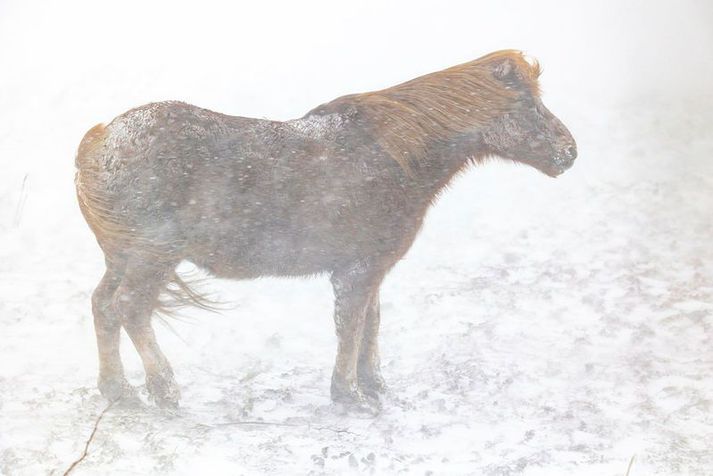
[[75, 50, 577, 411]]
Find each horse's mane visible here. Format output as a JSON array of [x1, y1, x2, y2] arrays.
[[336, 50, 542, 169]]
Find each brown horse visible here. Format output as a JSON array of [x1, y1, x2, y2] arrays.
[[76, 50, 576, 411]]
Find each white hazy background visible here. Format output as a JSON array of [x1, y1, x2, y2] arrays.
[[1, 1, 712, 475]]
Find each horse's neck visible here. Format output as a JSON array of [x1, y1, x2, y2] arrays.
[[406, 131, 486, 204]]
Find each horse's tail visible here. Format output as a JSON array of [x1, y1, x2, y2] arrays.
[[75, 123, 221, 316], [75, 123, 121, 252], [159, 270, 224, 317], [75, 123, 106, 168], [75, 123, 138, 258]]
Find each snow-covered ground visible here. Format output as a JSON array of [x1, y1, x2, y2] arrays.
[[1, 1, 712, 475]]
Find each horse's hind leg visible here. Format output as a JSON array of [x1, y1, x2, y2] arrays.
[[357, 291, 386, 398], [93, 259, 135, 402], [112, 259, 181, 408]]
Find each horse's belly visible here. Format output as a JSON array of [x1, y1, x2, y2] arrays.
[[185, 230, 335, 279]]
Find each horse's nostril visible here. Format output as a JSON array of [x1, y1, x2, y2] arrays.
[[566, 145, 577, 160]]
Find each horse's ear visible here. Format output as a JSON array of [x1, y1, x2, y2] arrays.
[[491, 58, 516, 81]]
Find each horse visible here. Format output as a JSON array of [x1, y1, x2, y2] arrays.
[[75, 50, 577, 412]]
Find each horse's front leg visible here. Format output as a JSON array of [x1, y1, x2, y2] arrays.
[[358, 291, 387, 398], [330, 263, 383, 412]]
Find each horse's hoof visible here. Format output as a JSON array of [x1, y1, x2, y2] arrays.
[[146, 372, 181, 409], [359, 393, 383, 415], [335, 393, 382, 416], [359, 373, 387, 399], [98, 375, 138, 404], [331, 380, 381, 416]]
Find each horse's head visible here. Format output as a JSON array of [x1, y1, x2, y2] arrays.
[[481, 55, 577, 177]]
